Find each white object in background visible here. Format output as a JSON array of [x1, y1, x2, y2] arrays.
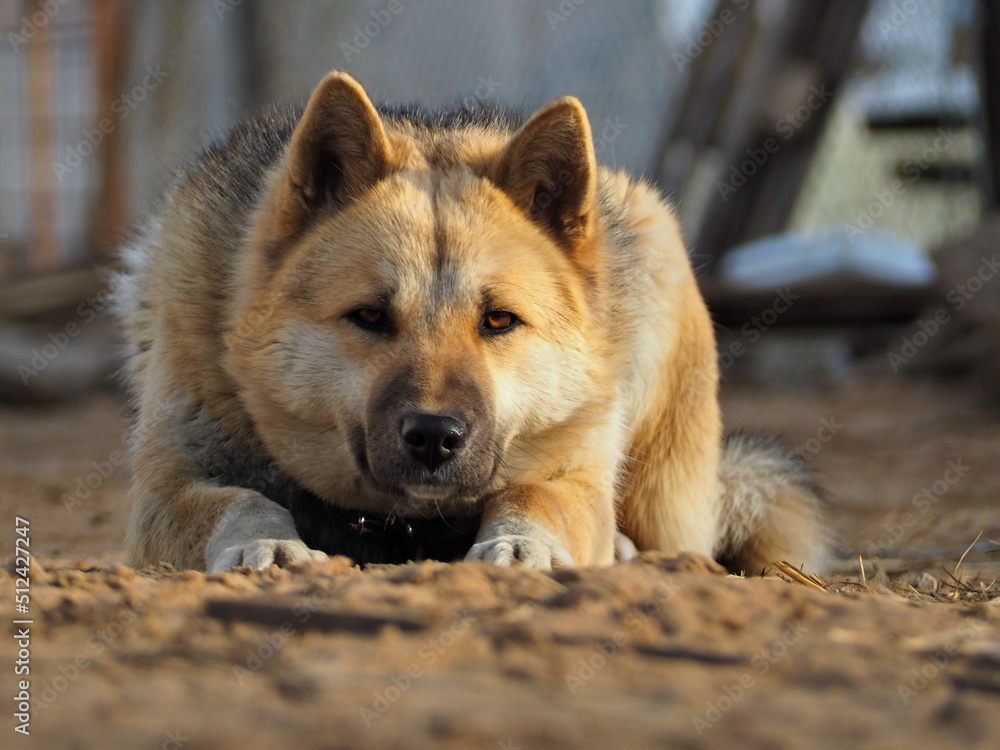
[[717, 227, 937, 291]]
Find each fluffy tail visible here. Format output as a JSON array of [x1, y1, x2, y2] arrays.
[[714, 431, 830, 576]]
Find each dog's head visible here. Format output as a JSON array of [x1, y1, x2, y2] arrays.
[[226, 72, 611, 513]]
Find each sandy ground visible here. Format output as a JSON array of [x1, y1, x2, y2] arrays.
[[1, 375, 999, 749]]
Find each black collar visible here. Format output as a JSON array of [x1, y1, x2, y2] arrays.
[[285, 488, 481, 565]]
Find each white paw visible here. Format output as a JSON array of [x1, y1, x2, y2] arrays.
[[208, 538, 327, 573], [466, 518, 574, 570], [614, 531, 638, 562], [205, 495, 326, 573]]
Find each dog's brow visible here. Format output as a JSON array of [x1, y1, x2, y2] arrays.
[[373, 290, 395, 307], [482, 279, 533, 304], [480, 286, 504, 310], [348, 288, 395, 309]]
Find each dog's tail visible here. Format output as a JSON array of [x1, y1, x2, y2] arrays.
[[714, 431, 830, 576]]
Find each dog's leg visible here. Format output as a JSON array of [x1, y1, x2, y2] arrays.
[[466, 476, 617, 569], [125, 396, 327, 572], [126, 480, 326, 572], [617, 283, 723, 558], [204, 491, 327, 572]]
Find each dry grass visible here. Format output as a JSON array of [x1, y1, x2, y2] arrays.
[[774, 550, 1000, 607]]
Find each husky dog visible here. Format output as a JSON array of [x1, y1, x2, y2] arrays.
[[114, 72, 827, 573]]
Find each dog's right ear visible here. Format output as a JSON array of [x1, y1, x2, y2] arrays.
[[269, 72, 392, 248], [493, 96, 596, 254]]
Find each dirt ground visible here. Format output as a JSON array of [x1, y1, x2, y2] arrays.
[[1, 374, 999, 749]]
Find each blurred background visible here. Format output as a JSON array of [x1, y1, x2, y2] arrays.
[[0, 0, 998, 575]]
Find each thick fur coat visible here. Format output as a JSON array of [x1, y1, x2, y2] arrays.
[[115, 73, 828, 574]]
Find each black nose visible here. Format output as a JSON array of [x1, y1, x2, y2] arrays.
[[401, 413, 467, 471]]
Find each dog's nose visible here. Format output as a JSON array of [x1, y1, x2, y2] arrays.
[[401, 413, 467, 471]]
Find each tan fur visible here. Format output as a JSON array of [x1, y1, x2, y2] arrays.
[[715, 433, 830, 574], [115, 72, 828, 573]]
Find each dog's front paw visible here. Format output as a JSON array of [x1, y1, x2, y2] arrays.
[[466, 518, 574, 570], [207, 538, 326, 573], [206, 494, 326, 573], [614, 531, 638, 562]]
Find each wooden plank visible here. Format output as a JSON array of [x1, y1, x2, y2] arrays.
[[697, 1, 872, 271], [659, 0, 871, 274], [657, 0, 758, 198], [25, 0, 58, 273], [981, 0, 1000, 208], [700, 278, 938, 327], [88, 0, 130, 266], [0, 269, 105, 319]]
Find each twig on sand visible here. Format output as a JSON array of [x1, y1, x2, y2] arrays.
[[773, 561, 827, 592], [939, 566, 983, 594], [953, 531, 984, 583]]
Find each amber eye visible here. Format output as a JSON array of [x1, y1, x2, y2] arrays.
[[348, 308, 390, 333], [482, 310, 517, 334]]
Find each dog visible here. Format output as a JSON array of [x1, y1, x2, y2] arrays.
[[114, 71, 828, 574]]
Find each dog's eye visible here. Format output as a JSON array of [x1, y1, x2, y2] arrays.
[[482, 310, 517, 333], [348, 308, 390, 333]]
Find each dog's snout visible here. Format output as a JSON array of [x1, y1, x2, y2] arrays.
[[401, 413, 467, 471]]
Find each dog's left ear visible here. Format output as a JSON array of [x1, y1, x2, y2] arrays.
[[494, 97, 597, 251]]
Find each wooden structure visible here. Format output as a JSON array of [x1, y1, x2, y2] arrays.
[[1, 0, 997, 400], [657, 0, 872, 274], [983, 0, 1000, 208]]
